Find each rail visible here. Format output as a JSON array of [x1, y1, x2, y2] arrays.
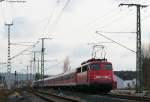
[[28, 89, 150, 102], [108, 93, 150, 102], [28, 90, 84, 102]]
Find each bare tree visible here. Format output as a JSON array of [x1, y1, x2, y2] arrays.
[[63, 56, 70, 73]]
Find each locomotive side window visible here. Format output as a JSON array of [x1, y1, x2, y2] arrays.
[[90, 63, 100, 70], [82, 65, 88, 72], [104, 64, 112, 70], [77, 68, 81, 73]]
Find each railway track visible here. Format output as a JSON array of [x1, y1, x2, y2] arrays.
[[107, 93, 150, 102], [29, 90, 85, 102], [54, 89, 150, 102], [29, 89, 150, 102]]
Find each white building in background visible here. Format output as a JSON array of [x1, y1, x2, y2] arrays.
[[114, 75, 136, 89], [124, 79, 136, 88], [114, 75, 124, 89]]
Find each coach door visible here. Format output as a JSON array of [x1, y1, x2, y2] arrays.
[[77, 65, 88, 84]]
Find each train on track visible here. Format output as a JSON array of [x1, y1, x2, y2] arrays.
[[34, 58, 117, 92]]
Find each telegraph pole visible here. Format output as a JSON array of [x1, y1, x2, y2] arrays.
[[32, 51, 40, 81], [37, 58, 40, 74], [5, 23, 13, 89], [40, 38, 51, 87], [29, 60, 32, 87], [119, 3, 148, 93], [26, 66, 28, 82], [33, 52, 36, 81]]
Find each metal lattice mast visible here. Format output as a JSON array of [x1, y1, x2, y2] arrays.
[[32, 51, 40, 80], [26, 66, 28, 82], [2, 0, 26, 90], [40, 38, 51, 87], [33, 52, 36, 81], [5, 23, 13, 89], [136, 5, 142, 93], [37, 58, 40, 74], [29, 60, 32, 86], [119, 3, 148, 93], [41, 38, 44, 86]]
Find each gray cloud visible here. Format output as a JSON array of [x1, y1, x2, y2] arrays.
[[2, 17, 36, 39], [71, 45, 90, 58], [45, 42, 66, 57]]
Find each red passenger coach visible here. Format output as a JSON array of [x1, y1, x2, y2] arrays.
[[34, 58, 117, 92]]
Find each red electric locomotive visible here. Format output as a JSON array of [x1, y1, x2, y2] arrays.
[[76, 58, 116, 91], [34, 58, 117, 92]]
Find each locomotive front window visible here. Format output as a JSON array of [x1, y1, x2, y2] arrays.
[[104, 64, 112, 70], [90, 64, 100, 70]]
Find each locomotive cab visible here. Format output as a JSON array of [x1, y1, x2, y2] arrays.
[[89, 62, 113, 82], [87, 59, 115, 90], [76, 65, 89, 85]]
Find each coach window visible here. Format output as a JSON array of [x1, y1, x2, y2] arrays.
[[82, 65, 88, 72]]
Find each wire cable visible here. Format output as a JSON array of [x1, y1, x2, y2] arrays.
[[11, 40, 40, 60], [42, 0, 58, 36], [96, 31, 136, 53], [118, 9, 150, 33], [44, 60, 63, 71], [47, 0, 71, 34], [75, 6, 121, 32], [78, 0, 131, 30], [97, 9, 135, 30]]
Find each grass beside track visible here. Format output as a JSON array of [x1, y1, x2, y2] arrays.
[[0, 89, 11, 102]]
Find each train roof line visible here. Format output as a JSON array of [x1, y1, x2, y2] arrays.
[[34, 58, 112, 82], [81, 58, 108, 65], [35, 69, 76, 82]]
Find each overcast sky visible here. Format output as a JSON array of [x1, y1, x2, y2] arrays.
[[0, 0, 150, 75]]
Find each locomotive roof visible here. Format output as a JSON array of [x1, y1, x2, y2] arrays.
[[81, 58, 109, 65]]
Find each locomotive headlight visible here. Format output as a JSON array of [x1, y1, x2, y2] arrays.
[[96, 76, 112, 79]]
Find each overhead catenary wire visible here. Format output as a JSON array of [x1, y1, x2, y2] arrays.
[[142, 13, 150, 21], [97, 31, 136, 34], [11, 40, 40, 60], [97, 9, 135, 30], [80, 6, 137, 35], [84, 2, 149, 34], [9, 0, 15, 22], [141, 0, 150, 5], [96, 4, 150, 36], [3, 0, 26, 22], [118, 7, 150, 33], [75, 5, 121, 31], [75, 7, 136, 36], [44, 63, 60, 71], [42, 0, 58, 36], [77, 0, 131, 31], [96, 31, 136, 53], [0, 2, 5, 24], [11, 43, 33, 46], [47, 0, 71, 34], [44, 60, 64, 71]]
